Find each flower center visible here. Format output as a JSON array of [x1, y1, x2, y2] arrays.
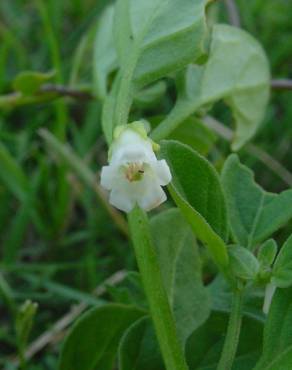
[[124, 162, 145, 182]]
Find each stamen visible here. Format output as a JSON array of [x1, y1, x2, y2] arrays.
[[125, 162, 145, 182]]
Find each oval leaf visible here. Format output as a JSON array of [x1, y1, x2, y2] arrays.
[[114, 0, 208, 87], [160, 140, 229, 269], [272, 234, 292, 288], [253, 287, 292, 370], [119, 316, 164, 370], [58, 304, 143, 370], [152, 24, 270, 150], [258, 239, 278, 268], [13, 70, 55, 95], [221, 154, 292, 249]]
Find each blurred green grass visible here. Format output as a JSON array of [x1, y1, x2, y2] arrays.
[[0, 0, 291, 368]]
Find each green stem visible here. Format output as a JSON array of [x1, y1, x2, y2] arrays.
[[128, 207, 188, 370], [114, 46, 139, 127], [217, 289, 243, 370]]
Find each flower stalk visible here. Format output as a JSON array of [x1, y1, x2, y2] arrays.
[[128, 206, 189, 370]]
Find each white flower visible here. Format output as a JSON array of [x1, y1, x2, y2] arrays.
[[100, 122, 172, 213]]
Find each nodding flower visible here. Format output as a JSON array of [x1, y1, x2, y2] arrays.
[[100, 122, 172, 213]]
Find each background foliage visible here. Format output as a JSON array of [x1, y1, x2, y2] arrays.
[[0, 0, 291, 369]]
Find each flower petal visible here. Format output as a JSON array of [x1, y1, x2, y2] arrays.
[[153, 159, 172, 186], [111, 130, 156, 165], [137, 182, 167, 211], [109, 187, 136, 213], [100, 165, 116, 190]]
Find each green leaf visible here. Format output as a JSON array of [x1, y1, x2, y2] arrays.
[[253, 287, 292, 370], [258, 240, 278, 268], [128, 206, 188, 370], [109, 0, 209, 132], [160, 140, 229, 270], [133, 81, 166, 109], [208, 276, 265, 323], [258, 346, 292, 370], [93, 5, 118, 99], [150, 208, 210, 345], [152, 24, 270, 150], [115, 0, 208, 87], [272, 234, 292, 288], [107, 271, 147, 309], [262, 346, 292, 370], [58, 304, 144, 370], [186, 311, 263, 370], [119, 316, 164, 370], [13, 70, 55, 95], [167, 117, 217, 155], [228, 246, 259, 281], [221, 154, 292, 249]]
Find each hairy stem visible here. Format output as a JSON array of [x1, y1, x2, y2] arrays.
[[128, 207, 188, 370], [217, 289, 243, 370]]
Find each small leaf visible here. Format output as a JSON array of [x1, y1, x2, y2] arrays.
[[228, 246, 259, 281], [58, 304, 144, 370], [272, 234, 292, 288], [152, 24, 270, 149], [221, 154, 292, 249], [258, 240, 277, 268], [13, 70, 55, 95], [253, 287, 292, 370], [150, 208, 210, 345], [160, 140, 229, 269], [118, 316, 164, 370]]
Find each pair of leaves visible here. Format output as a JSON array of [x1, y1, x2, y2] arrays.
[[253, 287, 292, 370], [221, 154, 292, 249], [160, 140, 229, 271], [152, 24, 270, 150]]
